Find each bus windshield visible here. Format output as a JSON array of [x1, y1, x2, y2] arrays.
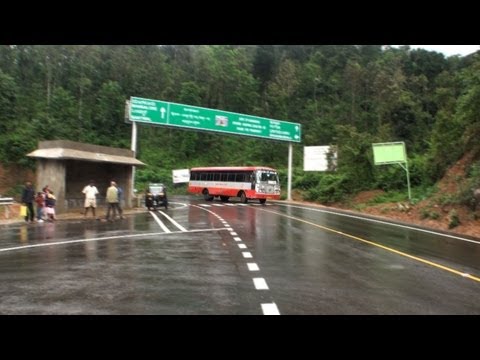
[[150, 185, 165, 194], [257, 170, 279, 183]]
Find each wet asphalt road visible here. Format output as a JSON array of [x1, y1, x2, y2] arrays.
[[1, 196, 479, 315]]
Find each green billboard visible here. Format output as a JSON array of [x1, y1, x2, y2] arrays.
[[372, 141, 411, 200], [129, 96, 301, 142], [372, 142, 406, 164]]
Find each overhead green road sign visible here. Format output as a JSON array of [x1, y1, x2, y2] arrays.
[[129, 96, 301, 142]]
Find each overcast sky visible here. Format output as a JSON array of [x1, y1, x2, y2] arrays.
[[393, 45, 479, 57]]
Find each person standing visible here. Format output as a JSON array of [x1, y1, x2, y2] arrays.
[[45, 189, 57, 221], [82, 180, 99, 218], [35, 191, 45, 222], [21, 181, 35, 223], [105, 181, 119, 221], [114, 181, 125, 219]]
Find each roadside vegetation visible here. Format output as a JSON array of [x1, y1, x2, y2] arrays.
[[1, 45, 480, 228]]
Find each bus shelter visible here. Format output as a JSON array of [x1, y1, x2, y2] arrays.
[[27, 140, 146, 213]]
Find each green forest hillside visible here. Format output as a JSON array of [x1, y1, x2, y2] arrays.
[[1, 45, 480, 208]]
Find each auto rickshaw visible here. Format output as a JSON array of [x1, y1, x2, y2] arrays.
[[145, 183, 168, 210]]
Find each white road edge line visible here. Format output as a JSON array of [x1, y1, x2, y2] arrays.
[[158, 210, 187, 232], [167, 201, 189, 209], [150, 211, 171, 233], [274, 202, 480, 245], [0, 228, 230, 254]]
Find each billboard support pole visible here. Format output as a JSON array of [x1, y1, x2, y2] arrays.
[[398, 162, 411, 201]]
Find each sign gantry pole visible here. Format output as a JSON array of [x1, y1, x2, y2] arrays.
[[125, 99, 137, 196], [287, 143, 293, 201]]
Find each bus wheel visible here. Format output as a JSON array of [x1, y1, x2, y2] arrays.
[[240, 192, 248, 204], [220, 196, 229, 202], [203, 190, 214, 201], [259, 199, 266, 204]]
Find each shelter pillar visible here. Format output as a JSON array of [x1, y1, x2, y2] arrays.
[[36, 159, 66, 213]]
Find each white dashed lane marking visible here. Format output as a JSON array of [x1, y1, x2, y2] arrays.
[[253, 278, 269, 290], [191, 204, 280, 315], [261, 303, 280, 315]]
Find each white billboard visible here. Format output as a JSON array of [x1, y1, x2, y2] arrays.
[[172, 169, 190, 184], [304, 146, 337, 171]]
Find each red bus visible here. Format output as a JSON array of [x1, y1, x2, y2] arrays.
[[188, 166, 281, 203]]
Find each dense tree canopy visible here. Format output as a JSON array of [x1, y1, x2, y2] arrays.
[[0, 45, 479, 198]]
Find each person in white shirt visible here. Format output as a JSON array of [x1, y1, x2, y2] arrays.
[[82, 180, 99, 218]]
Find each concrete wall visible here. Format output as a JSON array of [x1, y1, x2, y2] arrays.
[[36, 159, 66, 212], [0, 164, 35, 201]]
